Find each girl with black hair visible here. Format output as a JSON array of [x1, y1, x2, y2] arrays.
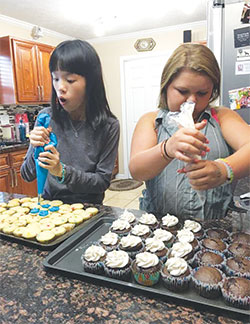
[[21, 40, 120, 204]]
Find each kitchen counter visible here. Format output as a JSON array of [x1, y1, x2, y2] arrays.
[[0, 141, 29, 153], [0, 192, 249, 324]]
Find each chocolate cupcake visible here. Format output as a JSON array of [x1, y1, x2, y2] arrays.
[[228, 242, 250, 259], [168, 242, 194, 263], [161, 214, 181, 234], [194, 250, 225, 269], [152, 228, 174, 248], [176, 229, 199, 252], [205, 228, 229, 241], [118, 234, 145, 258], [99, 232, 120, 251], [81, 244, 107, 274], [224, 257, 250, 279], [130, 224, 151, 241], [183, 220, 204, 239], [145, 237, 168, 262], [138, 213, 159, 230], [161, 257, 191, 292], [191, 266, 224, 299], [201, 237, 227, 253], [119, 209, 136, 225], [110, 219, 131, 236], [103, 250, 132, 281], [132, 251, 162, 286], [221, 277, 250, 309], [230, 232, 250, 245]]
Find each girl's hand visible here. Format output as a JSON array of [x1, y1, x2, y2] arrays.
[[29, 126, 52, 147], [165, 120, 210, 163], [37, 145, 62, 177], [183, 160, 227, 190]]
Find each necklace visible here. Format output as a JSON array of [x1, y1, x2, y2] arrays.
[[69, 119, 84, 138]]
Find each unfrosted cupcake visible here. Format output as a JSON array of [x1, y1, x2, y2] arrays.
[[119, 210, 136, 225], [104, 250, 132, 281], [201, 237, 227, 254], [228, 242, 250, 259], [81, 244, 107, 274], [132, 251, 162, 286], [205, 228, 229, 241], [221, 277, 250, 310], [110, 219, 131, 236], [118, 234, 145, 258], [161, 214, 181, 234], [145, 237, 168, 262], [168, 241, 194, 262], [130, 224, 151, 241], [138, 213, 159, 230], [99, 232, 120, 251], [183, 220, 204, 239], [194, 250, 225, 270], [176, 228, 199, 252], [230, 232, 250, 245], [161, 257, 191, 292], [224, 257, 250, 279], [152, 228, 174, 248]]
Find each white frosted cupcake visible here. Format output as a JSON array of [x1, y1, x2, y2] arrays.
[[176, 228, 199, 252], [138, 213, 159, 230], [81, 244, 107, 274], [145, 237, 168, 262], [184, 220, 204, 239], [131, 224, 151, 241], [99, 232, 120, 251], [110, 219, 131, 236], [118, 234, 145, 258], [152, 228, 174, 248], [161, 214, 181, 234], [104, 250, 132, 281], [168, 241, 194, 262], [119, 210, 136, 225]]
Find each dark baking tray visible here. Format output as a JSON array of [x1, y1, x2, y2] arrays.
[[43, 215, 250, 319], [0, 210, 104, 250]]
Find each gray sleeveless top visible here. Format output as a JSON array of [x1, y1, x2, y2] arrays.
[[139, 108, 233, 220]]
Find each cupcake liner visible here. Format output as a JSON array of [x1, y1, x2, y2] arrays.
[[227, 242, 250, 260], [229, 231, 250, 245], [104, 262, 132, 281], [220, 277, 250, 310], [119, 242, 145, 259], [160, 265, 192, 293], [191, 267, 225, 299], [204, 228, 230, 243], [223, 257, 250, 279], [81, 242, 106, 275], [200, 238, 228, 256], [132, 259, 162, 286], [193, 249, 225, 270]]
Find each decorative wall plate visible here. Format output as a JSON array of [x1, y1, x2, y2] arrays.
[[134, 38, 156, 52]]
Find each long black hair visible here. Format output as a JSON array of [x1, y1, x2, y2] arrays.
[[49, 39, 116, 128]]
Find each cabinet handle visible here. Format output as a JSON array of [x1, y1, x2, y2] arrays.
[[10, 169, 14, 188], [14, 169, 18, 187], [40, 86, 44, 100], [37, 86, 41, 101]]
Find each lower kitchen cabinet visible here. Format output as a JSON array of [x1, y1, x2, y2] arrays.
[[0, 148, 37, 197]]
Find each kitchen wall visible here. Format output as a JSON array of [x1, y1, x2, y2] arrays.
[[0, 15, 206, 177]]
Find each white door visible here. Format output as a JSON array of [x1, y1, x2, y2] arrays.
[[121, 52, 172, 178]]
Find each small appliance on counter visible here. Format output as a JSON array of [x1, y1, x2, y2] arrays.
[[15, 113, 29, 142], [0, 114, 16, 142]]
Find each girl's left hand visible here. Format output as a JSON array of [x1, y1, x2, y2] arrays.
[[181, 160, 226, 190], [37, 145, 62, 177]]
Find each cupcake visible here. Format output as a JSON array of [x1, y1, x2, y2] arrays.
[[138, 213, 159, 230], [176, 229, 199, 252], [183, 220, 204, 239], [168, 242, 194, 262], [194, 250, 225, 269], [130, 224, 151, 241], [161, 214, 181, 234], [119, 210, 136, 225], [118, 234, 145, 258], [99, 232, 120, 251], [205, 228, 229, 241], [224, 257, 250, 279], [161, 257, 191, 292], [145, 237, 168, 262], [152, 228, 174, 248], [104, 250, 132, 281], [191, 266, 224, 299], [132, 252, 162, 286], [81, 244, 107, 274], [110, 219, 131, 236], [221, 277, 250, 309], [228, 242, 250, 259], [201, 238, 227, 254], [230, 232, 250, 245]]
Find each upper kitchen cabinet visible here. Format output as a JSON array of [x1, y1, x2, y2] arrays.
[[0, 36, 54, 105]]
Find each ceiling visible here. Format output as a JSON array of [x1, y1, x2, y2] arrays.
[[0, 0, 208, 40]]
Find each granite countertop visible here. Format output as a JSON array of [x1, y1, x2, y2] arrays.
[[0, 192, 249, 324], [0, 141, 29, 153]]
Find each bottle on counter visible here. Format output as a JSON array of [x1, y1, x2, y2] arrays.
[[18, 119, 26, 142]]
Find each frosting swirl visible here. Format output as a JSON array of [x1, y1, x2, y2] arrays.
[[120, 234, 142, 248], [184, 220, 201, 233], [153, 228, 173, 242], [105, 250, 129, 268], [139, 213, 157, 225], [162, 214, 179, 227], [84, 245, 106, 262], [145, 237, 165, 252], [131, 224, 150, 236], [111, 219, 130, 231], [100, 232, 119, 246], [177, 229, 194, 243], [119, 210, 136, 223], [165, 257, 188, 276], [170, 242, 192, 258], [135, 252, 159, 268]]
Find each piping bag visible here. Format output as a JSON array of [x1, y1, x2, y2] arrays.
[[34, 113, 57, 205], [168, 101, 207, 219]]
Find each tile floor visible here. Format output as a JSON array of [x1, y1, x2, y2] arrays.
[[103, 182, 145, 210]]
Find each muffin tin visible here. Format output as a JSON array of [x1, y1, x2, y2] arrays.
[[43, 214, 249, 318]]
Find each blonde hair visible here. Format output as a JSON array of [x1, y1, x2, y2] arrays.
[[158, 43, 220, 108]]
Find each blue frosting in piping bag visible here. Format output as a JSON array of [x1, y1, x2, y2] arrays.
[[34, 113, 57, 204]]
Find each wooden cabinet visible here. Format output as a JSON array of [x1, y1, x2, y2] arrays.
[[0, 149, 37, 197], [0, 36, 54, 105]]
